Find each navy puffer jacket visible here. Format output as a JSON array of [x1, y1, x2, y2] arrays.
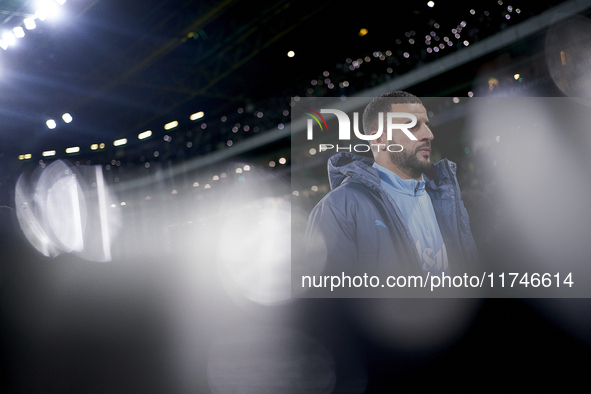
[[304, 153, 479, 277]]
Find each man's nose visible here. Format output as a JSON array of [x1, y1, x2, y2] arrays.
[[418, 126, 434, 141]]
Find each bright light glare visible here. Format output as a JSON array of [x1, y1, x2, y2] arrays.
[[62, 113, 73, 123], [46, 119, 57, 129], [42, 150, 56, 157], [138, 130, 152, 140], [2, 32, 16, 46], [0, 40, 7, 50], [190, 111, 204, 121], [35, 10, 47, 21], [56, 0, 67, 5], [287, 50, 295, 57], [164, 120, 178, 130], [24, 18, 36, 30], [90, 144, 98, 150], [66, 146, 80, 154], [113, 138, 127, 146], [35, 1, 60, 20], [13, 27, 25, 38], [427, 1, 435, 7]]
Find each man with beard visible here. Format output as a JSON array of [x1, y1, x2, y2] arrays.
[[304, 91, 479, 278]]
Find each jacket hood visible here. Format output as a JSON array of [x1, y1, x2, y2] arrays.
[[327, 153, 380, 191]]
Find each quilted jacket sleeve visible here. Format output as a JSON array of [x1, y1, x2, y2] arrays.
[[304, 198, 359, 275]]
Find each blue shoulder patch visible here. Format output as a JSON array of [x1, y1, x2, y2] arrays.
[[375, 220, 387, 228]]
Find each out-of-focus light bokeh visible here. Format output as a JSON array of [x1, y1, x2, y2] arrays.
[[214, 167, 298, 306], [350, 298, 479, 352], [15, 160, 119, 262], [467, 97, 591, 295], [546, 15, 591, 102]]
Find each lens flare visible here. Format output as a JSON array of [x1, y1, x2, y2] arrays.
[[15, 160, 118, 261]]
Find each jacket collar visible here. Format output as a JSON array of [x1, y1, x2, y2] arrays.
[[373, 162, 426, 196], [327, 152, 456, 192]]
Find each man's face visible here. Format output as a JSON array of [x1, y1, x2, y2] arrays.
[[381, 102, 433, 179]]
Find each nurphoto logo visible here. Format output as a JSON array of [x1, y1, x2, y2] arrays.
[[305, 108, 418, 153]]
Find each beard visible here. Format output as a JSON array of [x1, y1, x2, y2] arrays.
[[388, 143, 432, 178]]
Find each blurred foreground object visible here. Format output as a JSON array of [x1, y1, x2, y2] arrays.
[[15, 160, 119, 262], [546, 14, 591, 103]]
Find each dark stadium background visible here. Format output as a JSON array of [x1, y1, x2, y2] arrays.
[[1, 0, 591, 392]]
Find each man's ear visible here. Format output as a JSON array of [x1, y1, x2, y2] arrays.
[[370, 130, 385, 156], [370, 130, 385, 145]]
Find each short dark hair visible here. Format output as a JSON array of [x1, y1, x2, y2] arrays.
[[362, 91, 423, 135]]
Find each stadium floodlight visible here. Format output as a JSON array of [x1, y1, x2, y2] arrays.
[[138, 130, 152, 140], [113, 138, 127, 147], [62, 113, 73, 123], [35, 1, 60, 21], [65, 146, 80, 154], [46, 119, 57, 129], [34, 10, 47, 21], [190, 111, 204, 121], [2, 32, 16, 46], [42, 150, 56, 157], [13, 27, 25, 38], [164, 121, 178, 130], [24, 18, 36, 30]]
